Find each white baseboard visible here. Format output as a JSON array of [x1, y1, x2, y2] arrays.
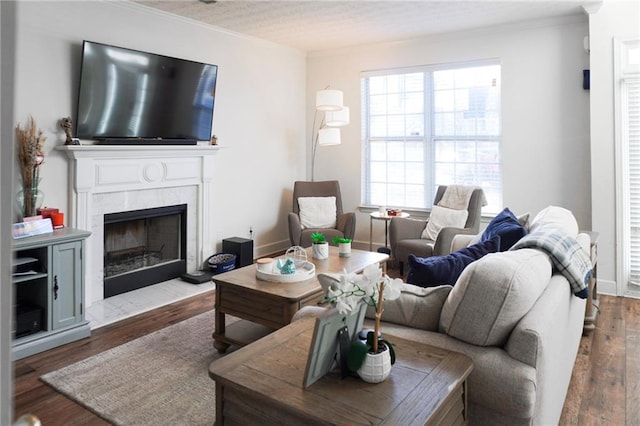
[[598, 278, 618, 296]]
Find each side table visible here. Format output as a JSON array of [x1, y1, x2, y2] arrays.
[[209, 316, 473, 425], [369, 211, 409, 251], [583, 231, 599, 333]]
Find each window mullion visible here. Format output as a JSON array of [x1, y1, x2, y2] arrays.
[[424, 71, 434, 203], [625, 77, 640, 286]]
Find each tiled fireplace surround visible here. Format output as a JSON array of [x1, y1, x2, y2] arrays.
[[59, 145, 219, 307]]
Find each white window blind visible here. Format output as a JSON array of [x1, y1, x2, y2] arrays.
[[616, 37, 640, 296], [625, 76, 640, 286], [361, 62, 502, 213]]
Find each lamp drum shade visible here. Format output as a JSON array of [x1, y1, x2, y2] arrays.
[[326, 106, 350, 127], [316, 89, 343, 111], [318, 127, 341, 145]]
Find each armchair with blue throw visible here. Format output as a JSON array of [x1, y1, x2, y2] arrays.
[[389, 185, 486, 275], [288, 180, 356, 248]]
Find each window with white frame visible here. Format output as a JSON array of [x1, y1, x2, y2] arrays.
[[361, 61, 502, 213], [616, 38, 640, 297]]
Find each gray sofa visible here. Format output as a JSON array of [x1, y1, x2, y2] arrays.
[[299, 206, 590, 425], [365, 237, 588, 425], [304, 249, 586, 424]]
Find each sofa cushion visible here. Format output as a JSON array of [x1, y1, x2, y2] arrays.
[[406, 236, 501, 287], [365, 284, 452, 331], [316, 274, 451, 332], [366, 321, 538, 420], [439, 249, 552, 347], [529, 205, 579, 237], [298, 196, 336, 229], [421, 205, 468, 240], [480, 207, 527, 251]]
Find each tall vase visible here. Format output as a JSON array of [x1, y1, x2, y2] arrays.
[[16, 186, 45, 219]]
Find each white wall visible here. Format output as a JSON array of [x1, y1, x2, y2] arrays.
[[1, 1, 16, 422], [589, 0, 640, 295], [307, 16, 592, 248], [13, 1, 307, 259]]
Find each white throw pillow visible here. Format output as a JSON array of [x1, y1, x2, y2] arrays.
[[421, 205, 468, 241], [298, 196, 337, 229], [529, 206, 578, 237]]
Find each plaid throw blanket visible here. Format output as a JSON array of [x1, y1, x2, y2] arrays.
[[511, 229, 592, 299]]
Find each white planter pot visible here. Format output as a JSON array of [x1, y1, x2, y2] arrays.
[[338, 242, 351, 257], [357, 348, 392, 383], [312, 242, 329, 259]]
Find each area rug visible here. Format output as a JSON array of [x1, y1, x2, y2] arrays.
[[41, 310, 236, 425]]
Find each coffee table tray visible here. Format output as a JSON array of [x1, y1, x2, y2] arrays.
[[256, 261, 315, 283]]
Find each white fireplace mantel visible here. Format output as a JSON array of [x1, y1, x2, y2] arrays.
[[57, 144, 220, 305]]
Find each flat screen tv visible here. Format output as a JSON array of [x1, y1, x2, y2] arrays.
[[75, 40, 218, 144]]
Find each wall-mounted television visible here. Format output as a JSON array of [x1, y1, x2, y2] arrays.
[[75, 40, 218, 144]]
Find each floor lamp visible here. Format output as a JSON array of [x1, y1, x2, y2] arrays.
[[311, 89, 349, 181]]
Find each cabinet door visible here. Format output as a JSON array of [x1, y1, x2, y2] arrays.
[[51, 241, 83, 330]]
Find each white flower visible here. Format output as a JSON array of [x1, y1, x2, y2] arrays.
[[362, 263, 383, 284], [382, 276, 403, 301], [321, 263, 403, 354], [323, 264, 401, 313]]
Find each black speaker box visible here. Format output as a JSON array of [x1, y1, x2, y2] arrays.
[[15, 304, 42, 338], [222, 237, 254, 268]]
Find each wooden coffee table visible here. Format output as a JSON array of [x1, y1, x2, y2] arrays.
[[209, 316, 473, 425], [212, 246, 388, 353]]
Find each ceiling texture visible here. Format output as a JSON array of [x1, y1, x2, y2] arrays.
[[136, 0, 599, 52]]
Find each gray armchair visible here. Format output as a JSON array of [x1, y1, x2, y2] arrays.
[[288, 180, 356, 247], [389, 185, 485, 275]]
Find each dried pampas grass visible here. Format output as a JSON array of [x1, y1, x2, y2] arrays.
[[16, 116, 46, 216]]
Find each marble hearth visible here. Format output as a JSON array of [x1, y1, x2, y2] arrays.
[[58, 145, 219, 306]]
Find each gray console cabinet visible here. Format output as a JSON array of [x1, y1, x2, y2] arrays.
[[12, 228, 91, 360]]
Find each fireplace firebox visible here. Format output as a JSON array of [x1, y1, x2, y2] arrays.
[[103, 204, 187, 298]]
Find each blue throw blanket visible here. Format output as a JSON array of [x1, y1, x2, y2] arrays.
[[511, 229, 592, 299]]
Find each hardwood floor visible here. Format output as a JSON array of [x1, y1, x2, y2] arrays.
[[560, 295, 640, 426], [12, 291, 639, 425], [13, 290, 215, 425]]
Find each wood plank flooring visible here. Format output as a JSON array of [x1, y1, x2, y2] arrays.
[[12, 291, 639, 425], [13, 290, 215, 425], [560, 295, 640, 426]]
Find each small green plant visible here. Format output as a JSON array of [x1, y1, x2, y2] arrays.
[[332, 236, 352, 244], [311, 232, 327, 244]]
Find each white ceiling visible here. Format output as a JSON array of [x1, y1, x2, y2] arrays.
[[136, 0, 598, 52]]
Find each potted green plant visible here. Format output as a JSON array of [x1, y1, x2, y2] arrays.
[[332, 236, 352, 258], [321, 263, 402, 383], [311, 232, 329, 259]]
